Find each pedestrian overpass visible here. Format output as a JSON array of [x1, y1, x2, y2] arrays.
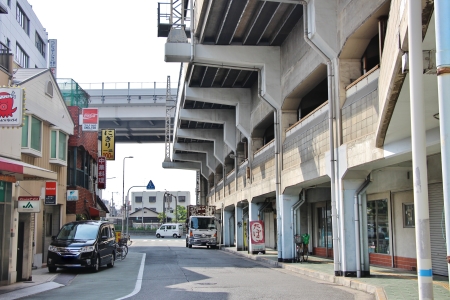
[[80, 81, 177, 144]]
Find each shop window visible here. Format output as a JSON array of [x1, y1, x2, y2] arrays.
[[317, 205, 332, 248], [403, 203, 415, 227], [149, 196, 156, 203], [22, 115, 42, 157], [50, 129, 67, 166], [367, 199, 389, 254]]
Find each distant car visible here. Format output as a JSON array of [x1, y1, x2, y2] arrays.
[[156, 223, 183, 238], [47, 220, 116, 273]]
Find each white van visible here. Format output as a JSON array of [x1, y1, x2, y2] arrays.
[[156, 223, 184, 238]]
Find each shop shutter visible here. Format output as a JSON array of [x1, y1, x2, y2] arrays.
[[428, 183, 448, 276]]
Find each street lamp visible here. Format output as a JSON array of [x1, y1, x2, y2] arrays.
[[122, 156, 133, 235]]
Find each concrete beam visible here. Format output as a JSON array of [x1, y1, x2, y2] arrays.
[[172, 153, 210, 178], [177, 128, 224, 163], [162, 161, 205, 176], [180, 109, 236, 151], [173, 143, 217, 172], [186, 87, 251, 140]]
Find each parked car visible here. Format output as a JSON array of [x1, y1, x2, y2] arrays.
[[47, 220, 116, 273], [156, 223, 183, 238]]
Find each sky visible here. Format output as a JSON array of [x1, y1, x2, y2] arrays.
[[27, 0, 197, 207]]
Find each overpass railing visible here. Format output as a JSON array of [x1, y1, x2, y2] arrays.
[[79, 82, 177, 90]]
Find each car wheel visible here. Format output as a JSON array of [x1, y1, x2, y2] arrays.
[[92, 256, 100, 272], [48, 266, 57, 273], [173, 233, 178, 238], [207, 245, 210, 249], [186, 241, 188, 247], [107, 253, 115, 268], [156, 233, 160, 238], [188, 244, 192, 248]]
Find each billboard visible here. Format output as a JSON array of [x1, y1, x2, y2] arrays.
[[18, 196, 40, 213], [97, 156, 106, 189], [250, 220, 265, 252], [49, 39, 57, 77], [45, 181, 57, 205], [0, 88, 24, 127], [67, 190, 78, 201], [101, 129, 115, 160], [81, 108, 99, 131]]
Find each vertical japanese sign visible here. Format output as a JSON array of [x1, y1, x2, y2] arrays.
[[0, 88, 24, 127], [97, 156, 106, 189], [101, 129, 115, 160], [49, 39, 57, 78], [81, 108, 99, 131], [250, 220, 265, 252], [45, 181, 57, 205]]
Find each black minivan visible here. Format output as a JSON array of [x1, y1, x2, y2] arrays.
[[47, 220, 116, 273]]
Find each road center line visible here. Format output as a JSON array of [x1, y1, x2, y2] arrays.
[[115, 253, 146, 300]]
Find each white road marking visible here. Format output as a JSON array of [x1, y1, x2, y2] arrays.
[[115, 253, 146, 300]]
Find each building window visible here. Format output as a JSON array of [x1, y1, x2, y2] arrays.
[[22, 115, 42, 156], [16, 4, 30, 35], [135, 196, 142, 203], [50, 129, 67, 165], [149, 196, 156, 203], [367, 199, 389, 254], [46, 81, 53, 97], [35, 32, 45, 57], [178, 196, 186, 202], [15, 43, 29, 67], [403, 203, 415, 228]]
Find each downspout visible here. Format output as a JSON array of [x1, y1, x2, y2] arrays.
[[258, 76, 282, 261], [190, 0, 195, 62], [299, 1, 340, 275], [354, 175, 371, 278], [292, 189, 306, 261], [222, 202, 224, 248]]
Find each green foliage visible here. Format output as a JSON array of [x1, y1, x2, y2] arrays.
[[176, 205, 187, 223], [157, 212, 167, 224]]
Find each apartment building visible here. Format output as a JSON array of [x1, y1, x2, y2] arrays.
[[161, 0, 449, 278], [130, 190, 190, 221]]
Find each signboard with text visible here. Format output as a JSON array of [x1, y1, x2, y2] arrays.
[[45, 181, 57, 205], [250, 221, 265, 252], [101, 129, 115, 160], [18, 196, 40, 213], [67, 190, 79, 201], [49, 39, 57, 77], [81, 108, 99, 131], [97, 156, 106, 189], [0, 88, 24, 127]]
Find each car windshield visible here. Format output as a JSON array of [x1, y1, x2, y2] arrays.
[[190, 217, 215, 230], [56, 223, 99, 240]]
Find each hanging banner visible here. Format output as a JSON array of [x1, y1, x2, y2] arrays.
[[97, 156, 106, 189], [81, 108, 99, 131], [250, 220, 265, 252], [18, 196, 40, 213], [45, 181, 57, 205], [0, 88, 24, 127], [101, 129, 115, 160], [49, 39, 57, 78]]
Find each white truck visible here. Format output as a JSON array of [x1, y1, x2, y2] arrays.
[[185, 205, 217, 249]]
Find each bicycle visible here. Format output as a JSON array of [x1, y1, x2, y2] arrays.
[[294, 234, 309, 262], [116, 237, 128, 260]]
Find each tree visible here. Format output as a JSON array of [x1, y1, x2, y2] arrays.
[[176, 205, 187, 223], [157, 212, 167, 224]]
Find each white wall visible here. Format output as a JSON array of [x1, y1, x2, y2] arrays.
[[131, 190, 191, 219], [0, 0, 48, 68]]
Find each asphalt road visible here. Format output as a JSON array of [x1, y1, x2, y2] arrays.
[[23, 236, 374, 300]]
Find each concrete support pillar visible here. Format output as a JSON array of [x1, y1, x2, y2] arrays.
[[280, 194, 297, 262], [236, 206, 244, 251], [340, 178, 365, 276], [248, 202, 260, 254], [224, 210, 233, 247]]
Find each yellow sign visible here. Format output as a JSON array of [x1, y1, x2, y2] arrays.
[[101, 129, 115, 160], [115, 231, 121, 243]]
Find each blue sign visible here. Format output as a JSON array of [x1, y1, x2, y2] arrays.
[[146, 180, 155, 190]]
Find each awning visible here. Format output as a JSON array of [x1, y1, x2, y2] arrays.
[[89, 207, 102, 218], [0, 156, 57, 181]]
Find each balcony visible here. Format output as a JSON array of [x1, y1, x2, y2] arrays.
[[0, 42, 11, 74]]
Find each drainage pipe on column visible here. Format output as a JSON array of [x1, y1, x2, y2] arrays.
[[408, 1, 434, 298], [434, 0, 450, 283], [299, 1, 340, 274], [292, 189, 306, 260], [258, 74, 282, 261], [354, 176, 371, 278]]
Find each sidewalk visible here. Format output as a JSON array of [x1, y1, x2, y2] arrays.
[[221, 247, 450, 300]]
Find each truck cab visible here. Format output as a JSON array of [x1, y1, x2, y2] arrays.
[[185, 205, 218, 249]]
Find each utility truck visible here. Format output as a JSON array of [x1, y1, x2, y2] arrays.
[[185, 205, 217, 249]]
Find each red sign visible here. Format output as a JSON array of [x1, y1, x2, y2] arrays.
[[97, 156, 106, 189], [45, 181, 57, 205], [18, 196, 40, 201], [82, 108, 98, 131], [250, 221, 265, 251]]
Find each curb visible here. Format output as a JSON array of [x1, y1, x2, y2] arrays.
[[221, 248, 386, 300]]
